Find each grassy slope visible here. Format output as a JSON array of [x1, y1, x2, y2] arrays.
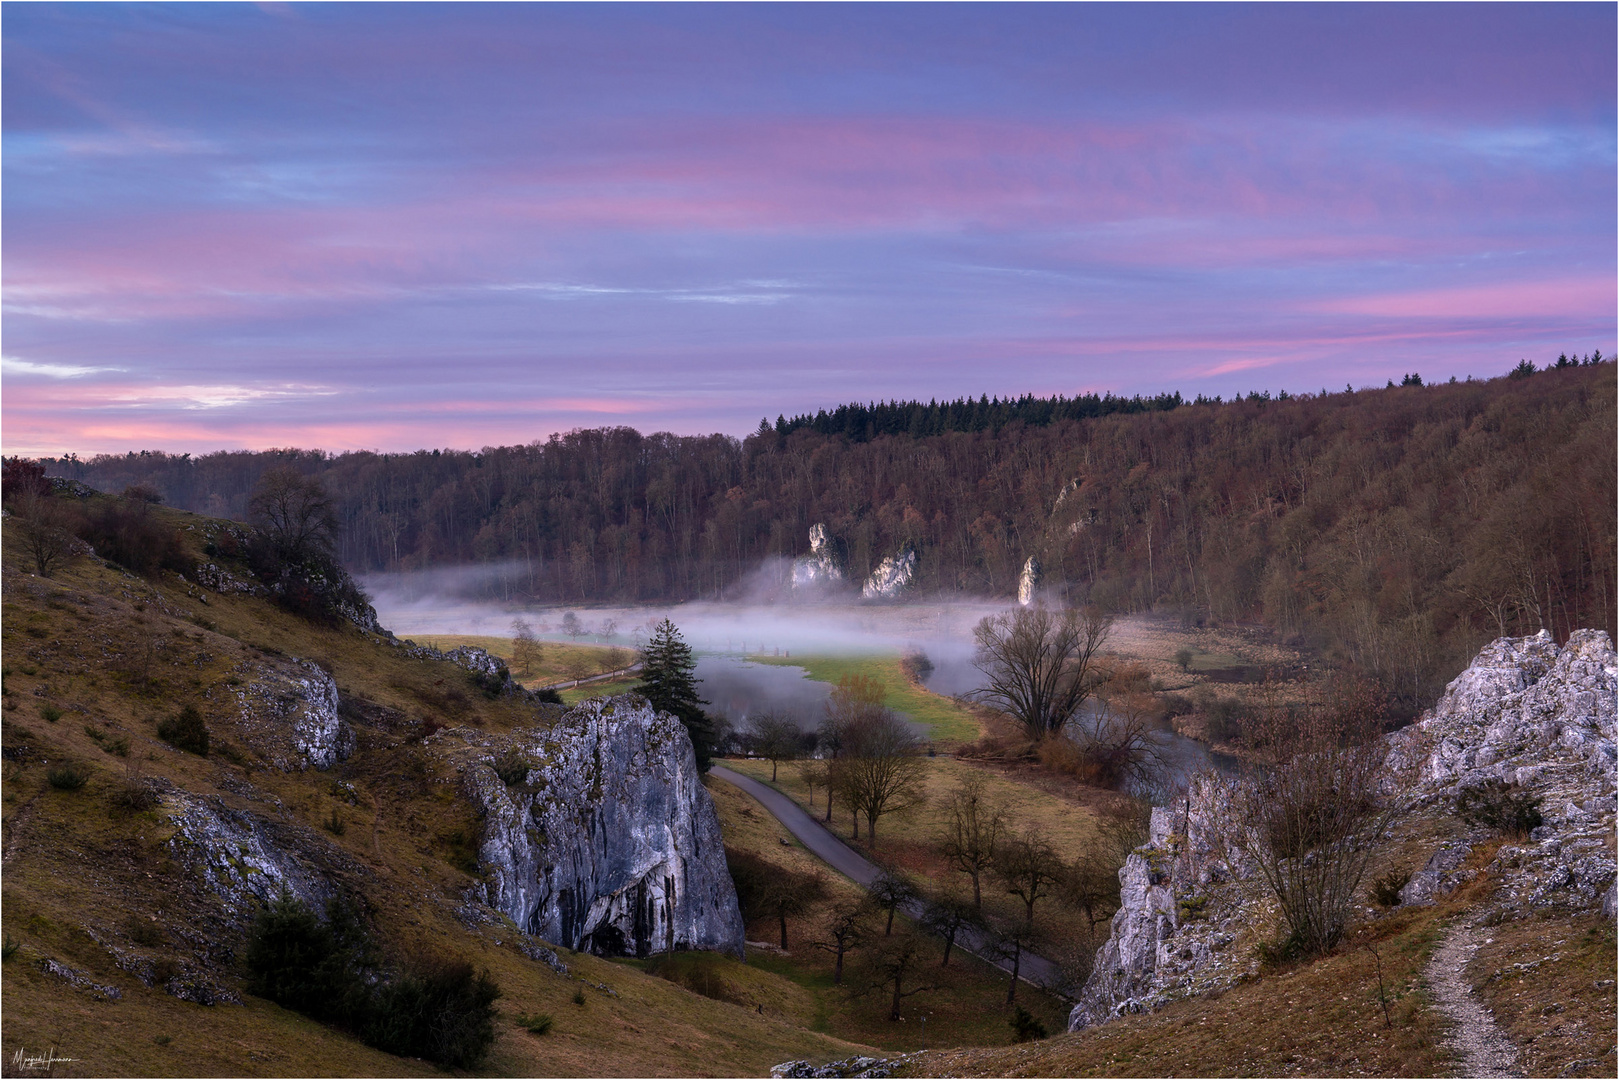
[[0, 508, 865, 1077], [748, 654, 981, 746]]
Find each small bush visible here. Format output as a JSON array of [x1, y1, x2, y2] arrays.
[[1010, 1004, 1048, 1041], [111, 765, 159, 812], [492, 749, 531, 788], [1370, 867, 1412, 907], [323, 809, 346, 836], [2, 934, 18, 961], [47, 763, 90, 790], [1255, 929, 1310, 970], [40, 705, 62, 724], [1174, 647, 1194, 672], [126, 917, 164, 947], [513, 1011, 554, 1035], [571, 987, 586, 1006], [1456, 780, 1543, 837], [157, 704, 209, 755], [365, 960, 501, 1069], [532, 687, 564, 706]]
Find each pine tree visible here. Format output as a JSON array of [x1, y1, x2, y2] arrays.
[[634, 619, 716, 771]]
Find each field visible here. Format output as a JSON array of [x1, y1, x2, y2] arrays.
[[701, 776, 1075, 1051], [747, 653, 983, 746]]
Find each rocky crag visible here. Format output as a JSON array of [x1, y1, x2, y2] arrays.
[[455, 696, 745, 958], [1018, 557, 1041, 606], [862, 547, 916, 601], [1069, 629, 1618, 1032], [791, 524, 844, 592]]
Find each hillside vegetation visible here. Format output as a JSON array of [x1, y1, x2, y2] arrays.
[[41, 362, 1615, 711], [0, 499, 870, 1076]]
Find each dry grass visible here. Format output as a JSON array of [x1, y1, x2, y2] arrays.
[[1470, 912, 1617, 1077], [0, 510, 867, 1077], [409, 632, 636, 689], [720, 755, 1115, 957], [705, 778, 1074, 1053]]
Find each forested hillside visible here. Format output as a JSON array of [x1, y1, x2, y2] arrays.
[[40, 362, 1616, 710]]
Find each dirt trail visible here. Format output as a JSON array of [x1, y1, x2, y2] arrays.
[[1426, 921, 1521, 1078]]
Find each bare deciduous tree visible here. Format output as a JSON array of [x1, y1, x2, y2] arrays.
[[920, 893, 982, 967], [510, 618, 542, 677], [248, 466, 337, 561], [9, 488, 79, 578], [938, 773, 1004, 909], [866, 869, 919, 935], [994, 831, 1065, 932], [836, 708, 926, 846], [746, 712, 802, 782], [973, 604, 1112, 740], [812, 900, 870, 985], [1220, 685, 1392, 957], [857, 930, 937, 1022]]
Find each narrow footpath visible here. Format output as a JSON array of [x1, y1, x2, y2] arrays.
[[709, 765, 1064, 992], [1425, 922, 1521, 1078]]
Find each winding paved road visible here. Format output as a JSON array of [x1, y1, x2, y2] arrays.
[[709, 765, 1064, 992]]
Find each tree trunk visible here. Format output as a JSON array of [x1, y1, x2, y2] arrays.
[[770, 758, 778, 782], [941, 931, 954, 967], [889, 978, 903, 1022], [833, 944, 845, 985], [1006, 940, 1021, 1004], [885, 907, 896, 935], [779, 911, 788, 950], [971, 873, 981, 909], [851, 807, 859, 840]]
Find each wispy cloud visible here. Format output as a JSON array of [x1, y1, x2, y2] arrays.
[[2, 355, 123, 378]]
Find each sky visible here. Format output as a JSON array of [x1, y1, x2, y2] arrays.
[[3, 2, 1615, 457]]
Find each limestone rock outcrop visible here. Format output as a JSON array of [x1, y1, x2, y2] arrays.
[[862, 548, 916, 601], [791, 524, 844, 592], [1018, 557, 1041, 606], [457, 696, 745, 958], [1068, 630, 1618, 1032], [225, 656, 353, 771]]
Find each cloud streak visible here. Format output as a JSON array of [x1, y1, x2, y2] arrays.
[[3, 5, 1614, 454]]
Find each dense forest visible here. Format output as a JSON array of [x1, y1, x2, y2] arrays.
[[39, 360, 1616, 710]]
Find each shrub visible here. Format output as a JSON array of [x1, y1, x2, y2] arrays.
[[40, 705, 62, 724], [111, 765, 159, 812], [532, 687, 564, 706], [75, 496, 189, 577], [492, 749, 532, 788], [157, 704, 210, 755], [1370, 867, 1412, 907], [47, 763, 90, 790], [1456, 780, 1543, 837], [244, 892, 373, 1028], [514, 1011, 553, 1035], [1174, 647, 1194, 672], [1009, 1004, 1048, 1042], [323, 809, 346, 836], [365, 961, 501, 1069], [1, 934, 18, 961]]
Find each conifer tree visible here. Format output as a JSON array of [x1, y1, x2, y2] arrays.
[[634, 619, 716, 771]]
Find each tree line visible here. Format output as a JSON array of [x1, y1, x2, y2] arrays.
[[35, 358, 1617, 712]]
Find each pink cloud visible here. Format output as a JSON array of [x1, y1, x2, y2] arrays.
[[1317, 276, 1615, 320]]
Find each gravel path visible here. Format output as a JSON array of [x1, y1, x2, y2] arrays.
[[1426, 921, 1521, 1078]]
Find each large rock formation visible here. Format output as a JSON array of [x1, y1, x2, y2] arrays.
[[862, 548, 916, 601], [1018, 557, 1041, 606], [458, 696, 745, 958], [792, 524, 844, 592], [1068, 630, 1617, 1032]]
